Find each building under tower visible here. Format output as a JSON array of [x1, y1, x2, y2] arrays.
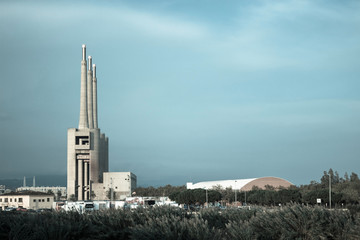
[[67, 45, 136, 201]]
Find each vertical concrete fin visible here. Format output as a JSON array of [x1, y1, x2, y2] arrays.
[[79, 44, 89, 129], [92, 64, 98, 128], [87, 56, 94, 129]]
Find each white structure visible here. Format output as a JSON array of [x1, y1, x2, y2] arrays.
[[62, 201, 95, 213], [187, 177, 293, 191], [67, 45, 136, 201], [16, 186, 66, 199], [0, 192, 54, 210], [92, 172, 137, 200]]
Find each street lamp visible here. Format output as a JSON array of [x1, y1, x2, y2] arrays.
[[205, 188, 209, 208], [235, 180, 237, 204], [329, 174, 332, 209], [245, 190, 247, 206], [204, 187, 208, 208]]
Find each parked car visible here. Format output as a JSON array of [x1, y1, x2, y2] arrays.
[[16, 207, 27, 212], [4, 207, 17, 212], [36, 208, 52, 213]]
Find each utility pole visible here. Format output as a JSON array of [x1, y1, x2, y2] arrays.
[[110, 177, 113, 208], [206, 188, 208, 208], [245, 190, 247, 206], [329, 174, 331, 209]]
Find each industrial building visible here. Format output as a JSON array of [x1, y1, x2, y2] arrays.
[[187, 177, 293, 191], [0, 192, 54, 211], [67, 45, 136, 201]]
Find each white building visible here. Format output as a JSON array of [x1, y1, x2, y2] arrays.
[[187, 177, 293, 191], [92, 172, 137, 200], [0, 192, 54, 210]]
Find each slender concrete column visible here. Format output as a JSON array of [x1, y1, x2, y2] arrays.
[[105, 137, 109, 172], [92, 64, 98, 129], [79, 45, 89, 129], [87, 56, 94, 129], [78, 159, 83, 201], [67, 129, 76, 199], [84, 162, 88, 200], [91, 129, 100, 183]]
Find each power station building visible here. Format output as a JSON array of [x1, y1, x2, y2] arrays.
[[67, 45, 136, 201]]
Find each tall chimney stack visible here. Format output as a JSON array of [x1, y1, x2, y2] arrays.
[[87, 56, 94, 128], [23, 176, 26, 187], [92, 64, 98, 128], [79, 44, 89, 129]]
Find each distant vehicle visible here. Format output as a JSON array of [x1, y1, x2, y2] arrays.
[[36, 208, 52, 213], [144, 200, 156, 207], [16, 207, 27, 212], [130, 203, 139, 209], [4, 207, 17, 212], [62, 201, 94, 213]]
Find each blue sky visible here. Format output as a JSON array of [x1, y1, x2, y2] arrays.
[[0, 0, 359, 186]]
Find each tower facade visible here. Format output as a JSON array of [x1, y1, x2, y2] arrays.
[[67, 45, 109, 201]]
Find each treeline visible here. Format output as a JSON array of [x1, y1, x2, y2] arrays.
[[133, 184, 186, 197], [135, 169, 360, 206], [1, 205, 359, 239]]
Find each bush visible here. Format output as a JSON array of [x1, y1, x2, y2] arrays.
[[0, 205, 359, 239]]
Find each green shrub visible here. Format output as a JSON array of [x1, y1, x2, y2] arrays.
[[0, 205, 359, 240]]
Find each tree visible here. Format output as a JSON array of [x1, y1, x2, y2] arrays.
[[350, 173, 359, 182], [69, 194, 76, 201], [56, 190, 62, 200], [170, 189, 221, 205], [90, 191, 96, 200], [221, 187, 234, 203], [107, 189, 114, 200], [47, 190, 54, 196]]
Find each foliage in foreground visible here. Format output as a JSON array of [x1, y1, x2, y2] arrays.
[[0, 205, 359, 240]]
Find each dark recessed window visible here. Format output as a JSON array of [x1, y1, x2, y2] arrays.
[[47, 198, 50, 202], [19, 198, 23, 203], [33, 199, 36, 202]]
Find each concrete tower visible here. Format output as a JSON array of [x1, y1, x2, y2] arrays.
[[67, 45, 109, 201], [92, 64, 98, 129], [78, 45, 89, 129], [87, 56, 94, 129]]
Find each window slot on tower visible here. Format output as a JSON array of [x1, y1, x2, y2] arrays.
[[76, 136, 89, 145]]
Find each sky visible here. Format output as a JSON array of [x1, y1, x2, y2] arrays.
[[0, 0, 359, 187]]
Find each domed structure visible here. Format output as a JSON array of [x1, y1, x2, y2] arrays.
[[186, 177, 293, 191]]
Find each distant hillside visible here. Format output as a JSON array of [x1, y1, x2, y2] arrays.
[[0, 175, 66, 190]]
